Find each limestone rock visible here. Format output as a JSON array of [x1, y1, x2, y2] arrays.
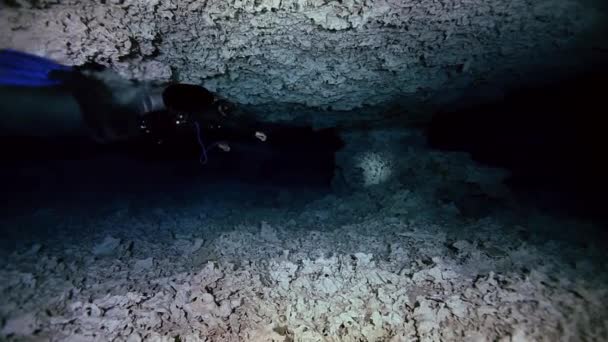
[[1, 0, 605, 124]]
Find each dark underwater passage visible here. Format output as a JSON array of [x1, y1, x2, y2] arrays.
[[0, 123, 342, 236], [427, 67, 608, 222], [1, 70, 608, 340], [1, 49, 608, 342]]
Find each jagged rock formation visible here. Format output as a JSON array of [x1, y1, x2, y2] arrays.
[[1, 0, 606, 124]]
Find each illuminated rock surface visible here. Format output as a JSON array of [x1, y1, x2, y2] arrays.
[[1, 0, 606, 122]]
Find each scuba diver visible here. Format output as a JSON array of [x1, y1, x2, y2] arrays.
[[0, 49, 266, 164]]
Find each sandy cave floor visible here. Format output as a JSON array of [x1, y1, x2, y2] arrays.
[[1, 161, 607, 341]]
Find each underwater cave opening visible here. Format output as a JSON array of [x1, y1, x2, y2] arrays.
[[426, 67, 608, 222]]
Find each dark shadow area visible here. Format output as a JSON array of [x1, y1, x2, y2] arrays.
[[427, 67, 608, 222], [133, 123, 344, 187], [0, 123, 343, 219]]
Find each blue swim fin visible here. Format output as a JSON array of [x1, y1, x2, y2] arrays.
[[0, 49, 73, 87]]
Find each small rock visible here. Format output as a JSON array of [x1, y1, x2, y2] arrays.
[[133, 257, 154, 271], [217, 300, 232, 317], [187, 238, 205, 254], [510, 327, 529, 342], [174, 238, 205, 255], [260, 221, 280, 243], [445, 295, 468, 318], [353, 253, 374, 266], [126, 333, 142, 342], [451, 240, 472, 251], [93, 236, 121, 256], [19, 273, 36, 289], [1, 312, 37, 336], [63, 334, 96, 342]]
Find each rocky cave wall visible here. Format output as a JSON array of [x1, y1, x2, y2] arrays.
[[1, 0, 607, 126]]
